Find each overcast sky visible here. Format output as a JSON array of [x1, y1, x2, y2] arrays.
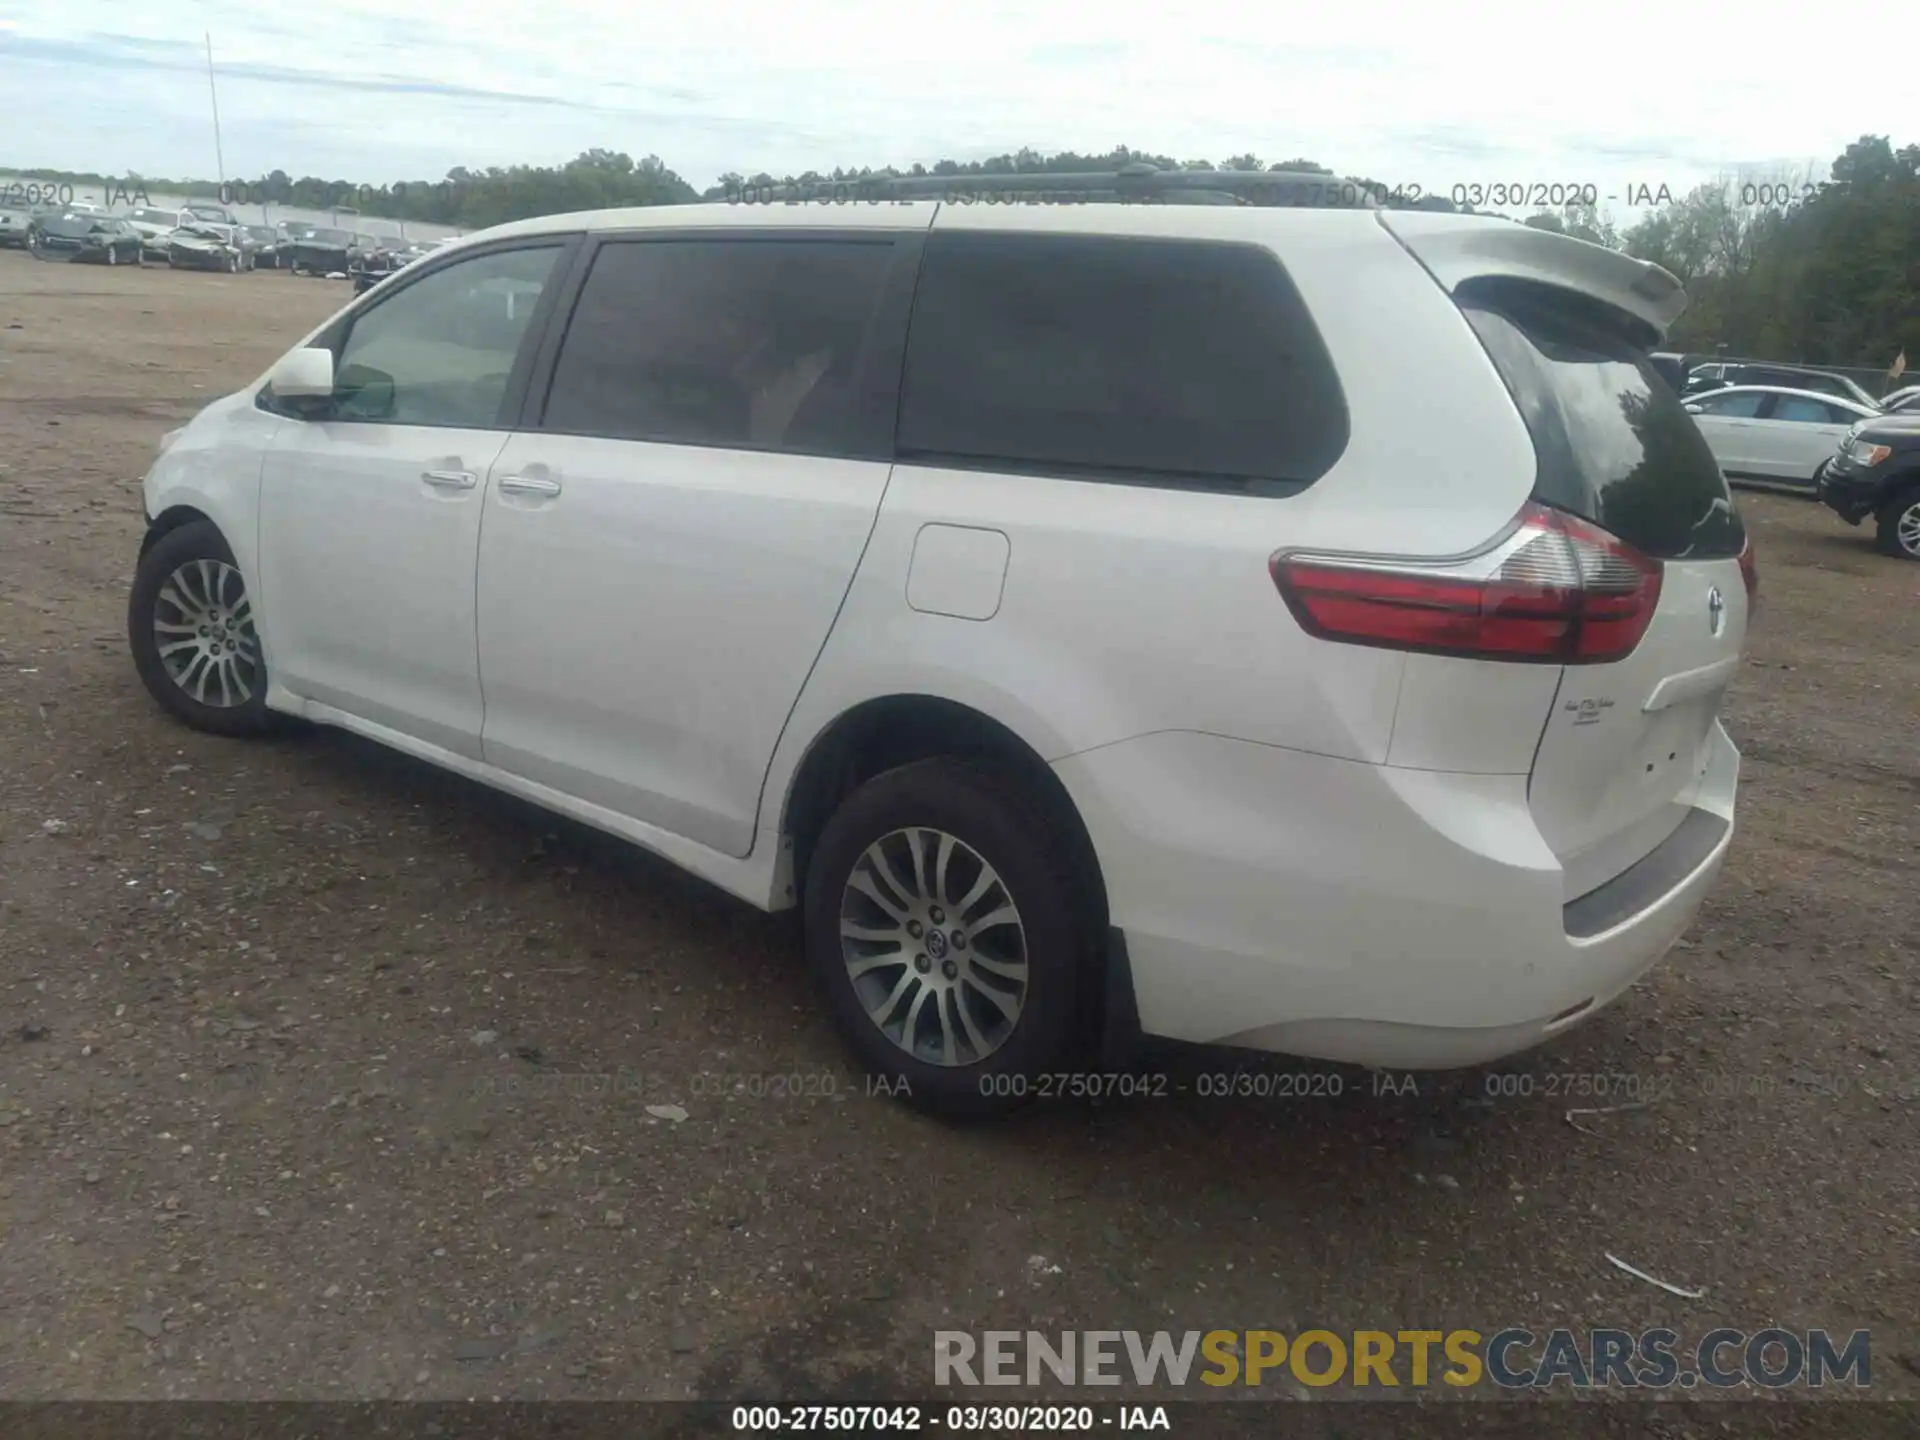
[[1, 0, 1908, 212]]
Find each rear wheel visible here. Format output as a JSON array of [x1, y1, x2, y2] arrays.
[[128, 521, 277, 737], [1875, 489, 1920, 560], [803, 758, 1092, 1117]]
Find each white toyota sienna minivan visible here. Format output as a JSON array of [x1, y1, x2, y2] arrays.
[[129, 194, 1754, 1114]]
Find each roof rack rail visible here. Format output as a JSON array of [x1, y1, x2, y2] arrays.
[[718, 166, 1388, 209]]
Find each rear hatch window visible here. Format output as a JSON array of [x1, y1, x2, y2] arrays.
[[1457, 278, 1745, 561]]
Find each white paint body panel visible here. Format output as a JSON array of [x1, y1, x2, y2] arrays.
[[259, 421, 507, 761], [473, 434, 889, 858], [138, 198, 1745, 1073], [905, 524, 1010, 621]]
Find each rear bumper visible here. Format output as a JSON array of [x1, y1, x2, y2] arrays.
[[1056, 725, 1738, 1070]]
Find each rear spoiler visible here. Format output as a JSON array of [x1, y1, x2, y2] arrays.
[[1374, 210, 1686, 345]]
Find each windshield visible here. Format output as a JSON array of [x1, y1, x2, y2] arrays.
[[306, 228, 352, 245]]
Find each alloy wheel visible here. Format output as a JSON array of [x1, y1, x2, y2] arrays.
[[153, 558, 260, 708], [837, 827, 1029, 1067], [1899, 501, 1920, 558]]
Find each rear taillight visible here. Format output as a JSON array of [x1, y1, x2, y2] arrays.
[[1271, 502, 1664, 665], [1737, 534, 1758, 607]]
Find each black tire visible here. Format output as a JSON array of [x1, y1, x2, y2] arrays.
[[803, 758, 1094, 1118], [128, 521, 278, 737], [1874, 489, 1920, 561]]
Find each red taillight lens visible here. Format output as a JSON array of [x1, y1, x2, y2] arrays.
[[1271, 503, 1664, 665], [1737, 534, 1758, 607]]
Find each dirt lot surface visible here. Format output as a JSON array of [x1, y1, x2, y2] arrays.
[[0, 251, 1916, 1419]]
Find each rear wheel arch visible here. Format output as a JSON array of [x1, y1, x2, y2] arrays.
[[778, 694, 1109, 932]]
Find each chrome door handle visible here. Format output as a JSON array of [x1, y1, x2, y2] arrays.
[[422, 469, 477, 489], [498, 474, 562, 497]]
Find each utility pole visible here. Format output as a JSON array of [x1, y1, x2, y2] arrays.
[[206, 34, 226, 188]]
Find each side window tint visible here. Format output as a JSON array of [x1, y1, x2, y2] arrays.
[[896, 232, 1348, 489], [1700, 392, 1765, 417], [1770, 396, 1834, 424], [541, 238, 900, 457], [333, 246, 561, 428]]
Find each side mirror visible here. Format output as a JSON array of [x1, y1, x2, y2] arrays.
[[1683, 403, 1703, 414], [268, 346, 335, 399]]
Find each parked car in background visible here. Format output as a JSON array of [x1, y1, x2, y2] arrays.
[[350, 243, 403, 294], [265, 223, 315, 269], [1685, 362, 1879, 409], [241, 225, 281, 267], [349, 237, 441, 293], [126, 202, 1752, 1113], [165, 223, 251, 273], [1683, 385, 1880, 490], [27, 212, 145, 265], [0, 197, 31, 248], [36, 200, 109, 219], [284, 227, 373, 277], [179, 202, 241, 234], [1816, 412, 1920, 559], [126, 207, 185, 257]]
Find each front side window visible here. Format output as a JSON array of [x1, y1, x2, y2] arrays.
[[331, 246, 561, 428], [541, 238, 900, 457], [896, 231, 1348, 490], [1696, 391, 1766, 417]]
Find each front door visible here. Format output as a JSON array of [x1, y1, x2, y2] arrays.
[[257, 242, 568, 758]]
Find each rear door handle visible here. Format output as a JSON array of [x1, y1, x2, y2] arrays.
[[498, 474, 562, 498], [422, 469, 477, 489]]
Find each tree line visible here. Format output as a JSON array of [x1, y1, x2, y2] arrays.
[[10, 135, 1913, 368]]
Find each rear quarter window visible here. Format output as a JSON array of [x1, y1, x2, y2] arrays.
[[896, 231, 1348, 493], [1458, 279, 1745, 560]]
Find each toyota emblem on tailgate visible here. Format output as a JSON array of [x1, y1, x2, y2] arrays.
[[1707, 586, 1725, 636]]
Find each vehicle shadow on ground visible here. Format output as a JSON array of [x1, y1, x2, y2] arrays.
[[272, 721, 1650, 1166]]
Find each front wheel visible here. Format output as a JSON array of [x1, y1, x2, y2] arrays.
[[803, 758, 1093, 1117], [1875, 490, 1920, 560], [128, 521, 278, 736]]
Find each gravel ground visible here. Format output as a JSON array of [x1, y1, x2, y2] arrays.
[[0, 250, 1915, 1417]]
